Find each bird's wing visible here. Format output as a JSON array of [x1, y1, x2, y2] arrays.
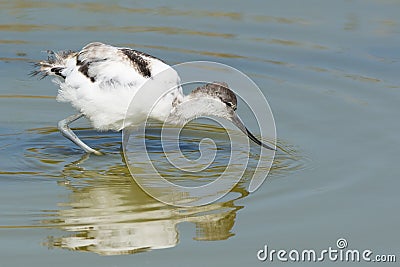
[[72, 42, 170, 86]]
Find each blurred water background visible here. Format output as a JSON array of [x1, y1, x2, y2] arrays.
[[0, 0, 399, 266]]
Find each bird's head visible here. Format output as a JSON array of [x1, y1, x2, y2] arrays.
[[169, 82, 276, 151]]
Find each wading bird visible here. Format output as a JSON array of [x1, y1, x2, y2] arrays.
[[33, 42, 275, 155]]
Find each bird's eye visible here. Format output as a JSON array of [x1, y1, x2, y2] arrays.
[[225, 101, 236, 110]]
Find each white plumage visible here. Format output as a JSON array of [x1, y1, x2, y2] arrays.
[[38, 42, 183, 131]]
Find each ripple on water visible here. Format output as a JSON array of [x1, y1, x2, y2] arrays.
[[0, 122, 307, 255]]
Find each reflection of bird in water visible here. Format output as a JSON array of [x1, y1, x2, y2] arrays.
[[42, 154, 248, 255], [33, 42, 275, 155], [20, 124, 304, 255]]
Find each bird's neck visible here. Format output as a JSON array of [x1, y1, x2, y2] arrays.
[[165, 96, 229, 125]]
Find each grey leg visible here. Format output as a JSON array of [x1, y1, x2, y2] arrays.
[[58, 113, 103, 155]]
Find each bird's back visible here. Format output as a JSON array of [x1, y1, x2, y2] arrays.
[[34, 42, 183, 130]]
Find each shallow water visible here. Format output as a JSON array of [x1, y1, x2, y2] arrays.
[[1, 0, 399, 266]]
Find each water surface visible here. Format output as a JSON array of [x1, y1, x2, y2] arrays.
[[1, 0, 399, 266]]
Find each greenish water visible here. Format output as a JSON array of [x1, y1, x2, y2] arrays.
[[1, 0, 399, 266]]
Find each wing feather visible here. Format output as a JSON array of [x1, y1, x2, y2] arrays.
[[74, 42, 168, 86]]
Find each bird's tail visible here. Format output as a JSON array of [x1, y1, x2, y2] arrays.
[[31, 50, 76, 79]]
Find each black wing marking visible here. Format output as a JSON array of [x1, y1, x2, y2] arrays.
[[119, 48, 152, 78]]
